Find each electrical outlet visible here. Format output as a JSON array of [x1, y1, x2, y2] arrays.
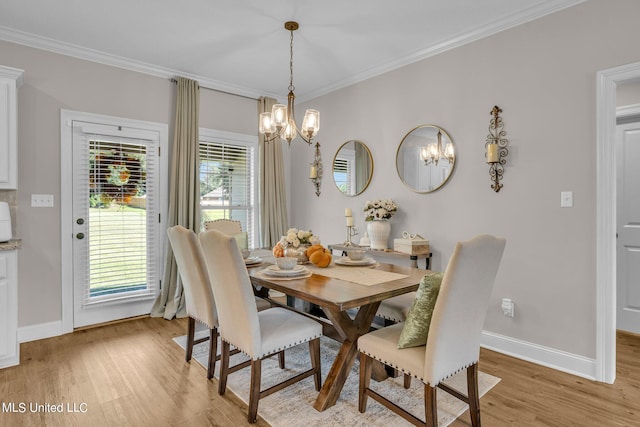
[[501, 298, 514, 318], [31, 194, 54, 208]]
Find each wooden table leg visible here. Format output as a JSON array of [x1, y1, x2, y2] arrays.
[[313, 302, 380, 411]]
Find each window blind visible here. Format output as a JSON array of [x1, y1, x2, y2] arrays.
[[199, 140, 256, 247], [77, 134, 159, 305]]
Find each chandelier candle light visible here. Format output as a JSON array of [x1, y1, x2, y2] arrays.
[[259, 21, 320, 146], [420, 129, 454, 166]]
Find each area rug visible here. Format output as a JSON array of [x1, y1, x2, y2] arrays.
[[173, 331, 500, 427]]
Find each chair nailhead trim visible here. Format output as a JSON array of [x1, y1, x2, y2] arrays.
[[222, 333, 322, 361], [358, 349, 478, 385]]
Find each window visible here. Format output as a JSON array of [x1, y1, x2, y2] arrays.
[[199, 129, 258, 248]]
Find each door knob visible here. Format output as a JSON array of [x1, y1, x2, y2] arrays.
[[76, 233, 85, 240], [76, 218, 85, 225]]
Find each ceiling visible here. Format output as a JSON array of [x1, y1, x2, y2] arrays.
[[0, 0, 584, 102]]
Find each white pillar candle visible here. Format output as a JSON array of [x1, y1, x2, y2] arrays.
[[487, 143, 499, 163], [309, 165, 317, 179], [346, 216, 354, 226], [345, 208, 352, 217]]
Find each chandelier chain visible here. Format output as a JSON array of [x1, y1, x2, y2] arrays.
[[289, 28, 295, 92]]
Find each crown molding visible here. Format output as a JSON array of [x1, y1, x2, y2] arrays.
[[0, 0, 585, 103], [298, 0, 587, 102], [0, 25, 278, 100]]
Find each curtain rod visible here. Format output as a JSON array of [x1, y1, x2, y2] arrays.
[[170, 78, 258, 101]]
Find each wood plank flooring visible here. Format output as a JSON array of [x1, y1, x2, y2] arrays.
[[1, 317, 638, 426]]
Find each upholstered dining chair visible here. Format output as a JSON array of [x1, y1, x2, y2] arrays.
[[204, 218, 242, 234], [358, 234, 506, 427], [199, 229, 323, 424], [166, 225, 270, 380]]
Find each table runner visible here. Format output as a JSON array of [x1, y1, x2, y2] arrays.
[[305, 262, 409, 286]]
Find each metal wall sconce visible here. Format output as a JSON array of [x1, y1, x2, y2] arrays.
[[309, 142, 323, 197], [485, 105, 508, 192]]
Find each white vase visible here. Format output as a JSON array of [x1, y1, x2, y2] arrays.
[[367, 220, 391, 250]]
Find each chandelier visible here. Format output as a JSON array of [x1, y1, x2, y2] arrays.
[[420, 130, 454, 166], [259, 21, 319, 146]]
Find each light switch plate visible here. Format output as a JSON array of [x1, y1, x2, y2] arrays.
[[31, 194, 54, 207], [561, 191, 573, 208]]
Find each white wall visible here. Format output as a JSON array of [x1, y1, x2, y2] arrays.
[[292, 0, 640, 361], [0, 39, 256, 328]]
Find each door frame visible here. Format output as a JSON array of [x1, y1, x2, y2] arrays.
[[615, 112, 640, 334], [60, 110, 168, 333], [596, 61, 640, 383]]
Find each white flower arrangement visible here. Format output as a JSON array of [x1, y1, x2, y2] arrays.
[[364, 199, 398, 222], [279, 228, 320, 248]]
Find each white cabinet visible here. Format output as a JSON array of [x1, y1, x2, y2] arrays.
[[0, 250, 18, 368], [0, 66, 24, 190]]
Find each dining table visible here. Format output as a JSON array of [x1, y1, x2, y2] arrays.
[[247, 250, 429, 412]]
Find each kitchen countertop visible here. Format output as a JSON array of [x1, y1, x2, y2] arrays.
[[0, 239, 22, 251]]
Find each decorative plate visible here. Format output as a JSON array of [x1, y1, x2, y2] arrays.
[[334, 256, 377, 267], [244, 256, 263, 266], [263, 265, 309, 277]]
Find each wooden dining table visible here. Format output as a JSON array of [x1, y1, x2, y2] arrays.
[[248, 254, 428, 412]]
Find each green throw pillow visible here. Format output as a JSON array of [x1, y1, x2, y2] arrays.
[[397, 272, 444, 349]]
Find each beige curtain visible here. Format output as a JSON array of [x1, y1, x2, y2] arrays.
[[258, 97, 288, 247], [151, 77, 200, 319]]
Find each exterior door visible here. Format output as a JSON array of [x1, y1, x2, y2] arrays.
[[70, 119, 163, 328], [616, 120, 640, 334]]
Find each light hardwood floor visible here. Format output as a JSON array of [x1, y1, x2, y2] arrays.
[[1, 317, 638, 426]]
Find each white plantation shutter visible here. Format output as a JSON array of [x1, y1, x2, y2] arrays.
[[199, 129, 257, 248], [73, 123, 160, 306]]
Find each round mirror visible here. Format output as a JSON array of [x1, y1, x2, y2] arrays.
[[332, 140, 374, 196], [396, 125, 456, 193]]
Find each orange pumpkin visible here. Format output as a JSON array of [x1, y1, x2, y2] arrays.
[[305, 244, 324, 259], [272, 242, 285, 258], [310, 248, 332, 268]]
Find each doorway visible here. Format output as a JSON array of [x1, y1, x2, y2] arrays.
[[596, 61, 640, 384], [616, 104, 640, 334], [61, 111, 168, 331]]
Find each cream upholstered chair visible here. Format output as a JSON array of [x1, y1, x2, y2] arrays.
[[376, 292, 415, 323], [199, 229, 323, 424], [358, 234, 506, 427], [204, 219, 242, 234], [167, 225, 269, 380]]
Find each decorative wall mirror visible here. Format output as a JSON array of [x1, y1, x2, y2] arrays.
[[396, 125, 456, 193], [332, 140, 374, 196]]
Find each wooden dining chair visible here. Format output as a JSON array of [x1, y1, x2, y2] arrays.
[[199, 229, 323, 424], [358, 234, 506, 427], [167, 225, 270, 380]]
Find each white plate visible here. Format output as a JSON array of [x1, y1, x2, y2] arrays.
[[263, 265, 309, 277], [334, 256, 376, 266], [244, 256, 262, 265]]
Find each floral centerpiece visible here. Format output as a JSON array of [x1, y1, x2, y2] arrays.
[[364, 199, 398, 221], [279, 228, 320, 248], [273, 228, 321, 263]]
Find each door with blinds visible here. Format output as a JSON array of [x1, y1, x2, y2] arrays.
[[71, 120, 163, 328]]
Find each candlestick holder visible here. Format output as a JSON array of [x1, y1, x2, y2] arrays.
[[343, 226, 359, 246], [309, 142, 322, 197], [485, 105, 508, 192]]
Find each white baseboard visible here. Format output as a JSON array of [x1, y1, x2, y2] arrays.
[[481, 330, 596, 380], [18, 320, 64, 343], [0, 354, 19, 369]]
